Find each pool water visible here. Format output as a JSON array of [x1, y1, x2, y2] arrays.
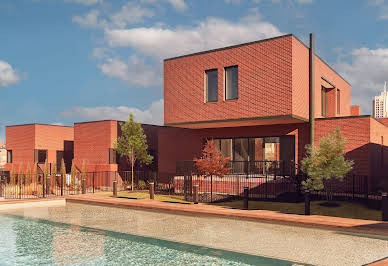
[[0, 214, 299, 265]]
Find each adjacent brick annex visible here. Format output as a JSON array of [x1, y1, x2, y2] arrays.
[[5, 124, 73, 172]]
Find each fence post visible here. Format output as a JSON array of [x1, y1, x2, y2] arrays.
[[82, 179, 86, 194], [352, 174, 355, 200], [265, 165, 268, 200], [93, 172, 95, 193], [382, 192, 388, 221], [42, 174, 45, 198], [243, 187, 249, 210], [0, 178, 3, 198], [149, 182, 154, 200], [211, 175, 213, 203], [305, 190, 310, 215], [61, 174, 63, 196], [364, 176, 369, 203], [113, 180, 117, 197], [193, 185, 199, 204]]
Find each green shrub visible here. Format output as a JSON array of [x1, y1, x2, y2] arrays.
[[137, 180, 147, 190]]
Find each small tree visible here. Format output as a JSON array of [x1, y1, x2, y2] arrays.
[[301, 128, 354, 200], [70, 159, 78, 189], [51, 163, 57, 193], [18, 164, 24, 187], [33, 163, 38, 184], [10, 164, 15, 185], [25, 163, 32, 186], [60, 158, 66, 188], [194, 140, 231, 178], [114, 113, 153, 191], [81, 161, 87, 181], [43, 160, 49, 195]]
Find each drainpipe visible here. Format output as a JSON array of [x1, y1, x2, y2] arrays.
[[309, 33, 315, 147]]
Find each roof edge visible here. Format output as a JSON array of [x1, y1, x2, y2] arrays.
[[164, 34, 293, 62]]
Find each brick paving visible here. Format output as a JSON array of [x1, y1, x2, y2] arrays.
[[66, 193, 388, 235]]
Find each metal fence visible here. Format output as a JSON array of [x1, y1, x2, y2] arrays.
[[173, 160, 383, 203], [0, 170, 157, 199]]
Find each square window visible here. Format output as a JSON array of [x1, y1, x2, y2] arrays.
[[205, 69, 218, 102], [37, 150, 47, 164], [225, 66, 238, 100]]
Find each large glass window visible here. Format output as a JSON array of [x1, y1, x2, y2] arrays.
[[234, 138, 248, 161], [225, 66, 238, 100], [220, 139, 232, 159], [205, 69, 218, 102]]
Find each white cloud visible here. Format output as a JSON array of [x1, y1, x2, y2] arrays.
[[0, 60, 21, 87], [65, 0, 102, 5], [97, 55, 161, 87], [166, 0, 187, 12], [225, 0, 243, 4], [72, 10, 107, 29], [105, 13, 283, 60], [73, 3, 154, 29], [61, 99, 164, 125], [334, 47, 388, 114], [110, 2, 154, 28]]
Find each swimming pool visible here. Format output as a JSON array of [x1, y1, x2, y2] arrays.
[[0, 201, 387, 265], [0, 212, 295, 265]]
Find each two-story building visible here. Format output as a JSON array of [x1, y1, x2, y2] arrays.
[[159, 33, 388, 191]]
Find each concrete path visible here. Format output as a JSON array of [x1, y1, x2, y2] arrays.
[[66, 194, 388, 235]]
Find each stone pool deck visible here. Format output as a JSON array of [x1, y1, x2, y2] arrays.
[[65, 194, 388, 236]]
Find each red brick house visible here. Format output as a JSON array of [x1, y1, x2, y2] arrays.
[[159, 33, 388, 191], [5, 124, 74, 172]]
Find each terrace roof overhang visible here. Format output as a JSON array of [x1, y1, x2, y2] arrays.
[[165, 114, 308, 129]]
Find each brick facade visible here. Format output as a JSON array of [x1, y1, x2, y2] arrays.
[[5, 124, 73, 172]]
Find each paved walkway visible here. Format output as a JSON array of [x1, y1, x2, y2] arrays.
[[66, 194, 388, 235]]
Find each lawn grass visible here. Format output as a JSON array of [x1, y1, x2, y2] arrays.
[[97, 191, 189, 203], [213, 200, 382, 221]]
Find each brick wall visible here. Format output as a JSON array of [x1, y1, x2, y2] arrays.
[[74, 120, 117, 172], [5, 124, 73, 172], [291, 36, 309, 120], [350, 105, 361, 116], [164, 35, 294, 125], [314, 57, 351, 118], [314, 117, 371, 176], [35, 124, 73, 164]]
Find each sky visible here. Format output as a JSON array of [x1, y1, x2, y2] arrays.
[[1, 0, 388, 142]]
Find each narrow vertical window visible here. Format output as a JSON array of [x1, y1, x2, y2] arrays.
[[321, 86, 327, 117], [7, 150, 12, 163], [225, 66, 238, 100], [205, 69, 218, 102], [337, 89, 340, 114]]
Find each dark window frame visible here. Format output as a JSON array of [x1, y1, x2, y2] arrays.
[[337, 89, 340, 114], [36, 149, 47, 164], [205, 69, 218, 102], [7, 150, 12, 163], [225, 65, 239, 100], [321, 86, 327, 117]]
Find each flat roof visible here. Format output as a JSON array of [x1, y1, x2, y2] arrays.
[[6, 123, 73, 128], [164, 33, 350, 86]]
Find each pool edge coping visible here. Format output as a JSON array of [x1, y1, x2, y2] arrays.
[[65, 195, 388, 236]]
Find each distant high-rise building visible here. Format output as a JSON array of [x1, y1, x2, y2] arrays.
[[373, 82, 388, 118]]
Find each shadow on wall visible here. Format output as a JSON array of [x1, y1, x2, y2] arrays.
[[346, 143, 388, 192]]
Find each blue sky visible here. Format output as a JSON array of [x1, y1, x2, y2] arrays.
[[1, 0, 388, 141]]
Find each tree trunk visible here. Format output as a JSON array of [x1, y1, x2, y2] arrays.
[[131, 150, 134, 191]]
